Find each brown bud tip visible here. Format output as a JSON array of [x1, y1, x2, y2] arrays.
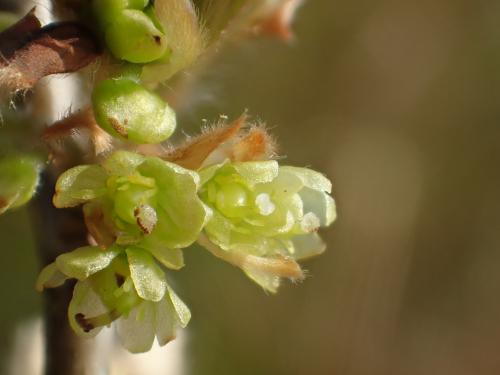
[[256, 0, 303, 41]]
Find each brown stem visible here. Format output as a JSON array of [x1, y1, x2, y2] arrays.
[[0, 1, 104, 373], [30, 170, 91, 375]]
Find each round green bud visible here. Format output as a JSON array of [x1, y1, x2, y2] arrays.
[[105, 9, 168, 64], [92, 78, 176, 144]]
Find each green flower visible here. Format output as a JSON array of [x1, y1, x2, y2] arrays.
[[37, 246, 190, 353], [198, 160, 336, 292], [0, 155, 41, 215], [53, 151, 211, 262]]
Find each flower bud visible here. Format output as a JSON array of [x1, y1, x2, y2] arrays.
[[92, 78, 176, 144], [105, 9, 168, 63]]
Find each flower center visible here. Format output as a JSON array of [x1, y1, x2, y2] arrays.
[[215, 183, 248, 217]]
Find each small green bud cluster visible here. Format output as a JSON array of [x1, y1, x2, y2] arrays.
[[88, 1, 181, 144], [38, 124, 336, 351]]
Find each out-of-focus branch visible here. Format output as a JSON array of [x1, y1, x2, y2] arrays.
[[0, 5, 105, 374], [31, 171, 91, 375]]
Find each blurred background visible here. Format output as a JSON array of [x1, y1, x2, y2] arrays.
[[2, 0, 500, 374]]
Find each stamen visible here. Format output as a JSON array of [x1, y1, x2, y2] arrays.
[[115, 273, 125, 287], [301, 212, 320, 232], [255, 193, 276, 216], [75, 309, 121, 332]]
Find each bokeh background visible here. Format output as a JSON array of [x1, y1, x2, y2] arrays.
[[2, 0, 500, 374]]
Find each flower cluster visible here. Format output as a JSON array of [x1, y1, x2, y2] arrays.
[[37, 120, 336, 352], [0, 0, 336, 355], [37, 245, 190, 353]]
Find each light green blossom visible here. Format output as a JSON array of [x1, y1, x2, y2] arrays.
[[37, 246, 190, 353], [53, 151, 211, 258], [198, 160, 336, 292]]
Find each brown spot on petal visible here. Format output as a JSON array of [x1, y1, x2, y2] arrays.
[[115, 273, 125, 287], [109, 117, 128, 138], [134, 205, 157, 234]]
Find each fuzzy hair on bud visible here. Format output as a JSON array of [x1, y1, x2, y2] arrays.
[[163, 114, 277, 169], [141, 0, 207, 86]]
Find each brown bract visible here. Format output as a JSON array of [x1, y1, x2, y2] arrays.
[[83, 203, 117, 249], [163, 114, 277, 169], [0, 8, 100, 96], [164, 115, 245, 169], [42, 107, 113, 157]]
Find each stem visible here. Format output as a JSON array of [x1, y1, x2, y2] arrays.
[[31, 171, 90, 375], [0, 0, 107, 372]]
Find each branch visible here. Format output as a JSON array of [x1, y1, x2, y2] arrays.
[[30, 171, 91, 375]]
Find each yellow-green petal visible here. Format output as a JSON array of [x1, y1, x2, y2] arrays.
[[127, 247, 167, 302], [53, 165, 107, 208], [56, 246, 121, 281], [280, 166, 332, 193], [36, 262, 68, 291]]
